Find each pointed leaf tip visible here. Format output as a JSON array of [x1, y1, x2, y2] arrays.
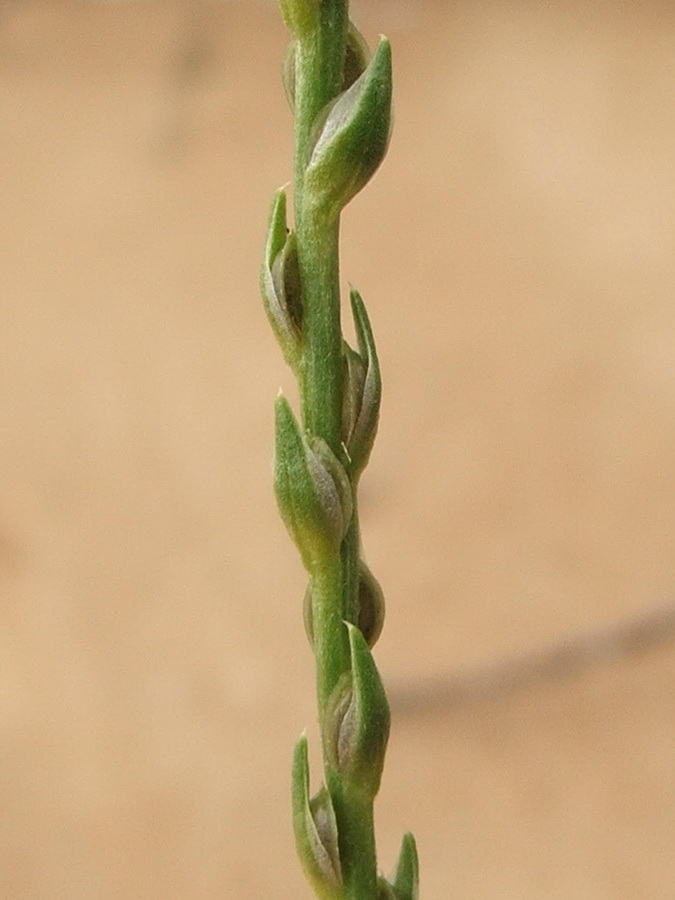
[[261, 190, 304, 368], [292, 735, 342, 897], [392, 832, 420, 900], [305, 36, 393, 218], [274, 395, 352, 571], [342, 287, 381, 474], [264, 188, 288, 267], [323, 622, 390, 797]]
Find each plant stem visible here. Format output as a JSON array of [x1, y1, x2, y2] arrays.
[[294, 6, 347, 455], [264, 1, 418, 898], [293, 0, 353, 754], [310, 550, 349, 713], [297, 215, 343, 468], [329, 780, 377, 900], [293, 4, 348, 185]]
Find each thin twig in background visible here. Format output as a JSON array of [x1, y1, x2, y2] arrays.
[[391, 602, 675, 715]]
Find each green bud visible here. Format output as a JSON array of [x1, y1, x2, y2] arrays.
[[261, 190, 303, 370], [323, 622, 390, 797], [303, 560, 384, 649], [343, 21, 371, 92], [271, 231, 302, 333], [341, 339, 366, 454], [304, 37, 393, 218], [274, 394, 353, 571], [292, 735, 342, 898], [279, 0, 319, 39], [356, 560, 385, 648], [392, 833, 420, 900], [342, 288, 381, 475]]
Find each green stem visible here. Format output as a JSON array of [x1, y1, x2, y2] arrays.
[[310, 552, 347, 713], [294, 3, 348, 453], [292, 6, 379, 899], [328, 779, 378, 900], [293, 4, 348, 185], [297, 214, 343, 454], [269, 2, 408, 898], [293, 5, 352, 704]]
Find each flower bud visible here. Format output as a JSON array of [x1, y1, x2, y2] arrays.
[[343, 21, 370, 91], [303, 560, 384, 649], [323, 623, 390, 797], [304, 37, 393, 219], [342, 288, 381, 475], [391, 832, 420, 900], [274, 394, 353, 571], [261, 190, 303, 369], [279, 0, 319, 39], [357, 560, 385, 648], [341, 339, 366, 451], [292, 734, 342, 897]]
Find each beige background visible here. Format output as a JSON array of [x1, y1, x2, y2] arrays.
[[2, 1, 675, 897]]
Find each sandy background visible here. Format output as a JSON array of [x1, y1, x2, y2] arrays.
[[2, 0, 675, 897]]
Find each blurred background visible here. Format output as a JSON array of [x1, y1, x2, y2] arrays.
[[2, 0, 675, 897]]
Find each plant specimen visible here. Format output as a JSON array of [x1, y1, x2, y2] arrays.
[[261, 1, 418, 898]]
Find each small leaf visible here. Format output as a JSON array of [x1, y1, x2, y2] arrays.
[[264, 187, 288, 264], [323, 622, 390, 797], [274, 394, 352, 571], [341, 339, 366, 457], [392, 833, 420, 900], [305, 37, 393, 218], [261, 189, 303, 369], [271, 231, 303, 333], [343, 287, 381, 475], [292, 735, 342, 898]]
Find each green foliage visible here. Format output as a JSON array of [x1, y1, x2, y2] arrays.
[[304, 38, 393, 221], [392, 833, 420, 900], [274, 392, 353, 572], [261, 2, 417, 897], [342, 288, 381, 478], [322, 623, 390, 799], [292, 735, 343, 898], [261, 189, 303, 370]]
